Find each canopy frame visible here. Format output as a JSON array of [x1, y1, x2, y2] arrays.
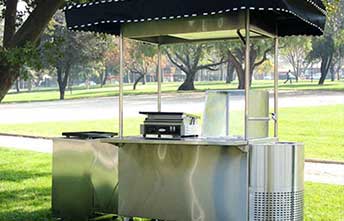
[[118, 9, 280, 140]]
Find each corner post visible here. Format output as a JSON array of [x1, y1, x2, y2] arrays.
[[274, 36, 279, 138], [157, 44, 162, 112], [244, 10, 250, 140], [119, 32, 124, 138], [244, 11, 251, 221]]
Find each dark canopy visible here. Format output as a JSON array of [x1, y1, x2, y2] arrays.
[[65, 0, 327, 40]]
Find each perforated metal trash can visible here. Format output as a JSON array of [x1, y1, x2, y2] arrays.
[[249, 142, 304, 221]]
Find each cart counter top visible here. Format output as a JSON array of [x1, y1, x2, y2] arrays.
[[102, 136, 249, 152]]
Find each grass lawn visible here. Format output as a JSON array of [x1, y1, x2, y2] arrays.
[[3, 80, 344, 103], [0, 148, 343, 221], [0, 105, 343, 161]]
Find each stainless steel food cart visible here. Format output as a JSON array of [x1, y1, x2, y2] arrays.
[[53, 1, 327, 220]]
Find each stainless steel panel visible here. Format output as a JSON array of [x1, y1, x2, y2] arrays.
[[52, 139, 119, 220], [249, 142, 304, 221], [247, 90, 269, 139], [119, 143, 248, 221], [202, 90, 244, 138], [202, 90, 269, 139], [202, 91, 231, 137]]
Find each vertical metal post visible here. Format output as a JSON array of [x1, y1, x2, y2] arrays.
[[274, 36, 279, 138], [119, 33, 124, 138], [157, 44, 162, 112], [244, 10, 250, 140], [244, 9, 251, 221]]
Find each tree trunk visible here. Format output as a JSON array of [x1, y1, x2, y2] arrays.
[[296, 62, 300, 83], [57, 64, 70, 100], [330, 64, 335, 82], [142, 74, 146, 85], [237, 69, 245, 89], [59, 84, 65, 100], [0, 63, 19, 100], [28, 79, 32, 92], [102, 71, 108, 86], [319, 55, 332, 85], [336, 63, 341, 81], [133, 74, 145, 90], [15, 78, 20, 93], [226, 61, 235, 83], [178, 71, 196, 90]]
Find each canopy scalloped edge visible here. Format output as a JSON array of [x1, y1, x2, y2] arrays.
[[67, 7, 324, 34], [64, 0, 327, 16]]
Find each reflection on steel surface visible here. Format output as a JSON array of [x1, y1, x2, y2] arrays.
[[249, 142, 304, 221], [189, 147, 205, 221], [52, 139, 119, 220], [118, 143, 248, 220]]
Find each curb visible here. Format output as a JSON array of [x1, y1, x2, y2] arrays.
[[305, 158, 344, 165], [0, 133, 52, 140]]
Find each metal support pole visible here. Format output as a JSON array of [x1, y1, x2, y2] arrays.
[[244, 10, 250, 140], [244, 10, 251, 221], [119, 33, 124, 138], [157, 44, 162, 112], [274, 36, 279, 138]]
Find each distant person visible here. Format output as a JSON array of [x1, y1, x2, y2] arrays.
[[284, 70, 293, 84]]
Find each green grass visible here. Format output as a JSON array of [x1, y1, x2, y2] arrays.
[[0, 147, 343, 221], [0, 148, 51, 221], [0, 105, 343, 161], [304, 182, 344, 221], [3, 80, 344, 103], [278, 105, 344, 161]]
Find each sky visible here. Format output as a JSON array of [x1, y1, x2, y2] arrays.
[[17, 1, 26, 12]]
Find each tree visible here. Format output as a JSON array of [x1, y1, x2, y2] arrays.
[[222, 39, 272, 89], [256, 60, 273, 78], [101, 38, 119, 87], [0, 0, 67, 102], [281, 36, 312, 82], [40, 12, 110, 99], [334, 29, 344, 80], [308, 0, 343, 85], [165, 43, 224, 90], [125, 41, 157, 90]]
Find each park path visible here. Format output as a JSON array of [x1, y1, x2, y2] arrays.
[[0, 134, 343, 186], [0, 91, 343, 124]]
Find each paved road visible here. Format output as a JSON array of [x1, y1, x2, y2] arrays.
[[0, 91, 343, 124]]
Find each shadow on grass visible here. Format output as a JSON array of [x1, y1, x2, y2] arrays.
[[0, 169, 50, 182], [0, 208, 51, 221], [0, 186, 51, 204], [0, 186, 51, 221]]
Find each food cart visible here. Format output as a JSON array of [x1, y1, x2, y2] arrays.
[[52, 0, 327, 220]]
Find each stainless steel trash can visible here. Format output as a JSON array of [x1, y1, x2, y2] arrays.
[[249, 142, 304, 221]]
